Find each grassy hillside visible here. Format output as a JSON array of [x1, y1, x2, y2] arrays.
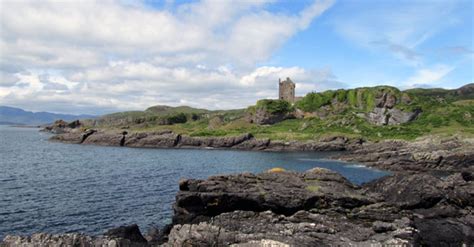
[[84, 84, 474, 141]]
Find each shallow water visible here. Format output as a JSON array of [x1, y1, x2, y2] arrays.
[[0, 125, 388, 238]]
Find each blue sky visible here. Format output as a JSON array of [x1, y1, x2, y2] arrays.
[[0, 0, 472, 114], [273, 0, 473, 89]]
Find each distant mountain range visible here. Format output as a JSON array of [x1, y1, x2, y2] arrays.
[[0, 106, 95, 125]]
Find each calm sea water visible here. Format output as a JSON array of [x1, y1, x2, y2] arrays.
[[0, 125, 388, 238]]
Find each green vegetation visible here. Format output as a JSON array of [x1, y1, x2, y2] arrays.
[[255, 99, 293, 114], [84, 84, 474, 142], [295, 92, 332, 111]]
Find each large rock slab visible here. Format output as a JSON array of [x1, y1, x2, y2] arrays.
[[165, 170, 474, 246], [172, 168, 373, 226]]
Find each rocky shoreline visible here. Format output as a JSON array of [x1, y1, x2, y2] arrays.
[[2, 168, 473, 246], [2, 121, 472, 246], [44, 120, 474, 173]]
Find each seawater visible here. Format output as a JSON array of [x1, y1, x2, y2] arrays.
[[0, 125, 388, 238]]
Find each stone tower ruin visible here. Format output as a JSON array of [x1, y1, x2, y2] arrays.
[[278, 77, 295, 103]]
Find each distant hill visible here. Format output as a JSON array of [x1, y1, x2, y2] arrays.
[[0, 106, 96, 125]]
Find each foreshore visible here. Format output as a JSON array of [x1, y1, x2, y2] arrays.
[[2, 124, 473, 246]]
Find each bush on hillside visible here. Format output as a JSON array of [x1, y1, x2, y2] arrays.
[[255, 99, 293, 114], [166, 113, 187, 124], [295, 92, 332, 112]]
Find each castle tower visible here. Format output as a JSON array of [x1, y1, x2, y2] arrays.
[[278, 77, 295, 103]]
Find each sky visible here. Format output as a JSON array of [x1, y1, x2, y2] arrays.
[[0, 0, 472, 115]]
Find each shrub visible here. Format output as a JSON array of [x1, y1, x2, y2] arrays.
[[335, 89, 347, 102], [347, 89, 358, 107], [295, 92, 331, 112], [256, 99, 292, 114], [166, 113, 187, 124]]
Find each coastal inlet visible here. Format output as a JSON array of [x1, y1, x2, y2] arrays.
[[0, 125, 387, 239]]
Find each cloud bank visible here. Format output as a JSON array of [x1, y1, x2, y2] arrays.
[[0, 0, 336, 114]]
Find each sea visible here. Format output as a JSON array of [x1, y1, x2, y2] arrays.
[[0, 125, 388, 238]]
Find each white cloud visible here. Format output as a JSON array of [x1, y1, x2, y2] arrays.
[[0, 0, 335, 114], [404, 64, 454, 87], [0, 63, 341, 114]]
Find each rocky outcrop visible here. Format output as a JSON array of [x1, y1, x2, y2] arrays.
[[164, 169, 473, 246], [336, 136, 474, 172], [172, 168, 372, 226], [364, 92, 421, 125], [41, 119, 83, 134], [366, 107, 421, 125]]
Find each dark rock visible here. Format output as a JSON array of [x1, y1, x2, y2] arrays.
[[372, 221, 396, 233], [67, 120, 81, 129], [163, 170, 473, 246], [172, 168, 372, 226], [364, 173, 444, 209], [413, 216, 474, 246], [104, 224, 147, 243]]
